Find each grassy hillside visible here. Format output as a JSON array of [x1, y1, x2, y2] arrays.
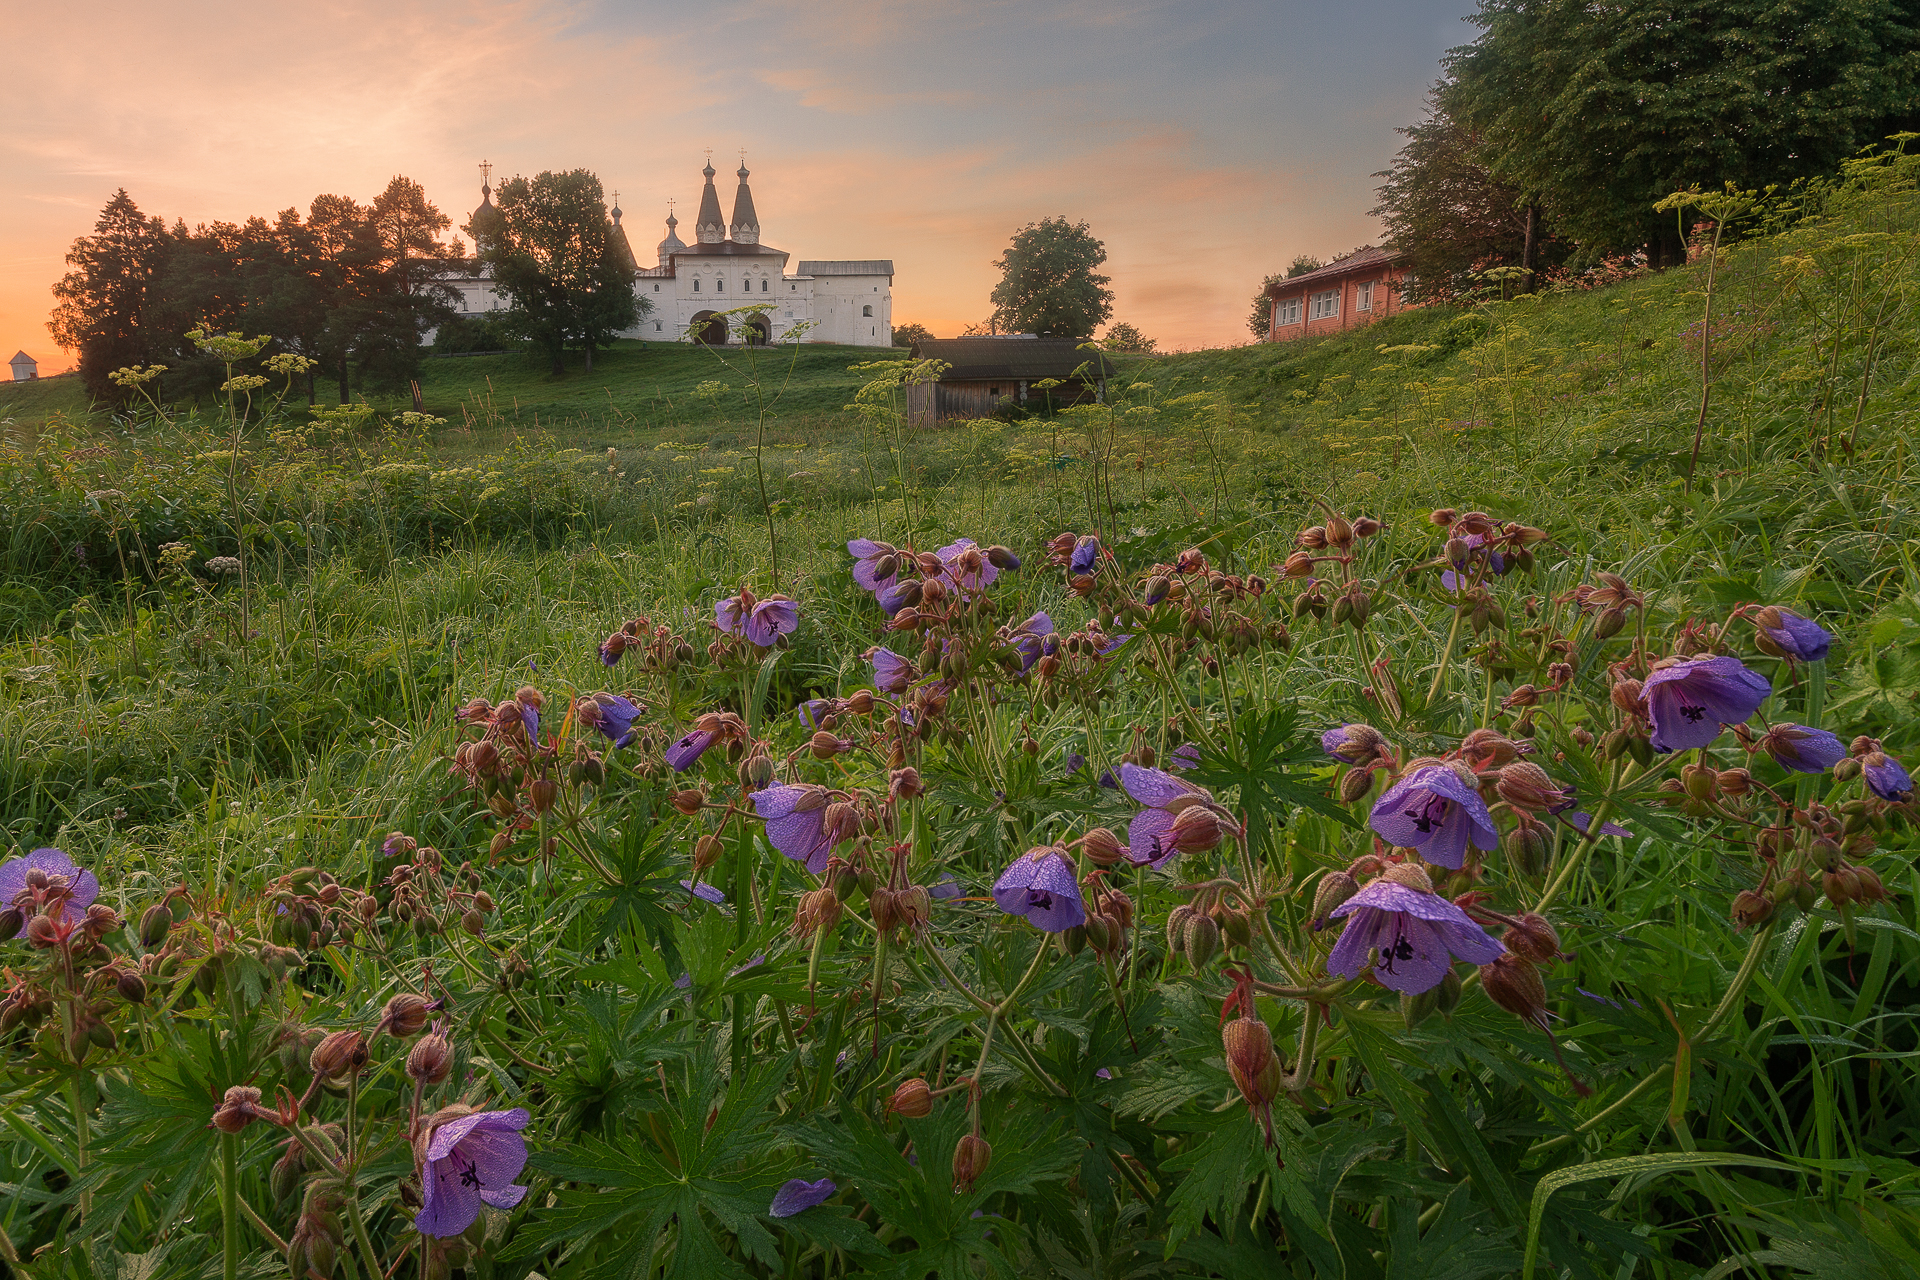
[[0, 372, 91, 434]]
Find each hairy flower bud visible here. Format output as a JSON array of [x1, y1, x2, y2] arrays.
[[888, 1077, 934, 1118], [1730, 888, 1773, 930], [671, 789, 705, 816], [1183, 912, 1220, 970], [378, 993, 433, 1038], [1310, 871, 1359, 930], [211, 1085, 266, 1134], [1495, 761, 1562, 812], [1170, 806, 1229, 854], [952, 1134, 992, 1192], [406, 1030, 454, 1085], [1593, 606, 1628, 640], [1503, 912, 1561, 965], [1223, 1015, 1277, 1105], [310, 1030, 368, 1081], [1480, 954, 1549, 1030], [117, 971, 148, 1004]]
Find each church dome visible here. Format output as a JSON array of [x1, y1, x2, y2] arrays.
[[469, 182, 505, 246], [656, 208, 687, 265]]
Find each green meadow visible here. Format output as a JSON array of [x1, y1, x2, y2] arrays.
[[0, 151, 1917, 1279]]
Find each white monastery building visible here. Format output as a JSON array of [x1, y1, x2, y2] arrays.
[[448, 159, 894, 347]]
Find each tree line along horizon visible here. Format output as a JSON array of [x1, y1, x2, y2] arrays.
[[43, 168, 1155, 408]]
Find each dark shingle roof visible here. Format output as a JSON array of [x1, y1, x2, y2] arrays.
[[669, 241, 789, 259], [796, 260, 894, 276], [1266, 246, 1399, 295], [909, 337, 1114, 381]]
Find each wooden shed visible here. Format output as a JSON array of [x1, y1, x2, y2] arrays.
[[906, 337, 1114, 425]]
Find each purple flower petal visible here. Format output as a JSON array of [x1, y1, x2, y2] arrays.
[[1865, 751, 1913, 803], [745, 598, 800, 647], [1326, 880, 1504, 994], [715, 596, 749, 636], [770, 1177, 836, 1218], [991, 848, 1085, 932], [666, 727, 716, 772], [1125, 808, 1178, 868], [0, 848, 99, 919], [416, 1108, 530, 1239], [1119, 763, 1197, 809], [680, 879, 727, 904], [1760, 609, 1832, 663], [1644, 656, 1771, 753], [1367, 765, 1497, 870]]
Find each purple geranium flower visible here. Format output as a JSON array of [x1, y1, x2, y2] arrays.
[[598, 635, 625, 667], [935, 538, 999, 595], [1070, 535, 1100, 576], [1644, 656, 1771, 752], [415, 1108, 531, 1238], [770, 1178, 836, 1218], [0, 848, 99, 924], [875, 580, 920, 612], [666, 727, 717, 771], [798, 699, 832, 729], [848, 538, 898, 593], [1092, 632, 1132, 658], [1009, 611, 1055, 672], [992, 846, 1086, 932], [581, 693, 642, 748], [929, 872, 966, 901], [715, 595, 749, 636], [1565, 811, 1634, 838], [1169, 743, 1200, 772], [1119, 762, 1210, 869], [745, 598, 799, 647], [1367, 763, 1497, 871], [751, 784, 838, 872], [868, 646, 914, 693], [1758, 608, 1832, 663], [1760, 724, 1847, 774], [1327, 878, 1505, 994], [680, 880, 726, 904], [1864, 750, 1913, 803]]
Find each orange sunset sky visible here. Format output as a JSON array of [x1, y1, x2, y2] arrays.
[[2, 0, 1478, 374]]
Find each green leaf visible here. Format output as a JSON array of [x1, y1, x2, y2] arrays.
[[1521, 1153, 1797, 1280]]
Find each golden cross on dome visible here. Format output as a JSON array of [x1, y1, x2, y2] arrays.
[[478, 159, 493, 186]]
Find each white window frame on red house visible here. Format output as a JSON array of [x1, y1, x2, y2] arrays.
[[1274, 297, 1301, 326], [1310, 289, 1339, 320], [1356, 281, 1374, 312]]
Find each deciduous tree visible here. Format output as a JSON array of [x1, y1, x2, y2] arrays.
[[484, 170, 642, 375], [989, 217, 1113, 339], [1247, 255, 1322, 339]]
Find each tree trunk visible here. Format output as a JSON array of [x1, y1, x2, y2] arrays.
[[1521, 204, 1540, 290], [337, 355, 350, 404], [306, 367, 316, 406], [583, 341, 593, 374]]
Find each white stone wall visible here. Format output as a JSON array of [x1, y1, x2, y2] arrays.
[[806, 273, 893, 346]]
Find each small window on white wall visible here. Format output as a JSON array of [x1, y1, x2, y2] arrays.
[[761, 279, 768, 292], [1356, 281, 1374, 312], [1310, 290, 1338, 320], [863, 305, 873, 317], [693, 279, 700, 292]]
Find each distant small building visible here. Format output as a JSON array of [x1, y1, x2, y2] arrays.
[[1264, 247, 1414, 342], [906, 337, 1114, 425], [8, 351, 36, 382]]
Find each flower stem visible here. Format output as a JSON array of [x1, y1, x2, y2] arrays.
[[1425, 603, 1467, 711], [221, 1132, 240, 1280]]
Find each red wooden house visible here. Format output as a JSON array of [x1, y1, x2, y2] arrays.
[[1263, 246, 1414, 342]]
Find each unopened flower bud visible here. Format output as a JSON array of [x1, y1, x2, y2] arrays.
[[528, 777, 558, 815], [1183, 912, 1220, 969], [952, 1134, 992, 1192], [1503, 912, 1560, 965], [671, 789, 705, 816], [1354, 515, 1382, 538], [1716, 767, 1752, 797], [985, 545, 1020, 570], [1495, 761, 1562, 812], [1078, 827, 1125, 866], [117, 971, 147, 1004], [809, 730, 844, 760], [310, 1030, 368, 1080], [1730, 888, 1773, 930], [1593, 606, 1627, 640], [0, 907, 23, 942], [1170, 806, 1228, 854], [1222, 1015, 1277, 1105], [1310, 871, 1358, 930], [694, 834, 724, 872], [1681, 762, 1719, 802], [888, 1077, 934, 1118], [1480, 954, 1549, 1029], [407, 1030, 454, 1085], [211, 1085, 265, 1134], [378, 993, 433, 1038]]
